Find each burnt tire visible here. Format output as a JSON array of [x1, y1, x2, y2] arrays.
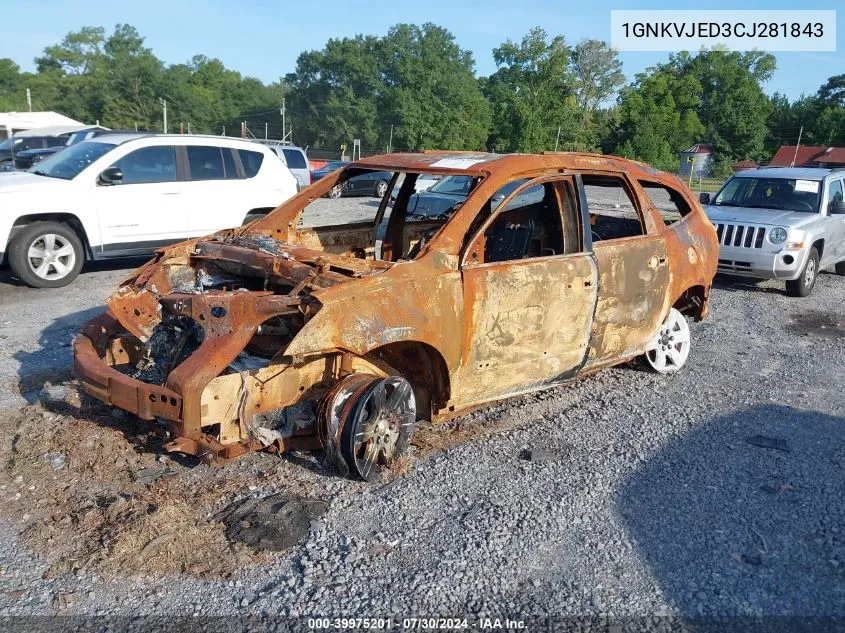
[[8, 221, 84, 288], [786, 247, 819, 297], [339, 375, 416, 482], [242, 212, 266, 225]]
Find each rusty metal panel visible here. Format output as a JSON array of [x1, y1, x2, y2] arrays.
[[455, 255, 597, 403], [584, 237, 670, 367]]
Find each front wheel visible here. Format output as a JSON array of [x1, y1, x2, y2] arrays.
[[331, 374, 416, 481], [374, 180, 388, 198], [8, 221, 84, 288], [786, 247, 819, 297], [640, 307, 691, 374], [328, 185, 342, 199]]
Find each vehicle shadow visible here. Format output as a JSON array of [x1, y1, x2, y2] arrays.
[[0, 257, 148, 287], [13, 305, 106, 401], [713, 275, 784, 295], [617, 404, 845, 622]]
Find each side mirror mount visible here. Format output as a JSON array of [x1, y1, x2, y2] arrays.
[[830, 200, 845, 215], [699, 192, 711, 204], [99, 166, 123, 185]]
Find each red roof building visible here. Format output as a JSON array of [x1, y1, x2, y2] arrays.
[[731, 159, 759, 172], [768, 146, 845, 168]]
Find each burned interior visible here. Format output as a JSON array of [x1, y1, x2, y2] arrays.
[[74, 152, 718, 480]]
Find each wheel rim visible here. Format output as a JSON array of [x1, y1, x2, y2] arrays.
[[645, 308, 690, 374], [27, 233, 76, 281], [329, 186, 341, 199], [805, 257, 816, 286], [347, 377, 416, 481], [376, 181, 387, 197]]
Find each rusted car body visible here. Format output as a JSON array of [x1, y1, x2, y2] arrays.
[[74, 152, 718, 479]]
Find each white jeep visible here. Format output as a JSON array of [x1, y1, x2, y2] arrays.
[[0, 133, 297, 288]]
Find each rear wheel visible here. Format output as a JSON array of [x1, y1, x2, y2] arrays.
[[337, 375, 416, 481], [8, 221, 84, 288], [786, 247, 819, 297], [640, 307, 691, 374]]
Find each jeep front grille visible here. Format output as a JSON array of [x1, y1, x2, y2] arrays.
[[713, 223, 766, 249]]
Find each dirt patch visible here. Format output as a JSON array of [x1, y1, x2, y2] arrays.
[[786, 310, 845, 338], [0, 385, 292, 578]]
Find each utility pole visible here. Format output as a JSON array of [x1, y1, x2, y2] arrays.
[[265, 122, 268, 140], [26, 88, 32, 112], [281, 97, 286, 143], [790, 125, 804, 167], [554, 126, 561, 151], [159, 98, 168, 133], [388, 124, 394, 153]]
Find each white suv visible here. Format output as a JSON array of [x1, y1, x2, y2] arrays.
[[0, 134, 297, 288]]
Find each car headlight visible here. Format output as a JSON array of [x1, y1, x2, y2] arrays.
[[31, 154, 45, 165], [768, 227, 788, 245]]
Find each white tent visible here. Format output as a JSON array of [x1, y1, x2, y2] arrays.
[[0, 111, 85, 140]]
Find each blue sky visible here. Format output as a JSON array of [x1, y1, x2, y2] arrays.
[[1, 0, 842, 101]]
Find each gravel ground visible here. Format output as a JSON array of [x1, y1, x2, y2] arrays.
[[0, 197, 843, 626]]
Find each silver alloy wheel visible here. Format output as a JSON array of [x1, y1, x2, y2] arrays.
[[804, 255, 816, 287], [644, 308, 691, 374], [375, 180, 388, 197], [27, 233, 77, 281]]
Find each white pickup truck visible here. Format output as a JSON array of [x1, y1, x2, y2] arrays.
[[0, 133, 297, 288]]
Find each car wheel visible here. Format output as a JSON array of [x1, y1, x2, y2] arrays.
[[328, 185, 342, 199], [242, 213, 265, 225], [8, 221, 84, 288], [374, 180, 388, 198], [786, 247, 819, 297], [336, 375, 416, 482], [640, 307, 691, 374]]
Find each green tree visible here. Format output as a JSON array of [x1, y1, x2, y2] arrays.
[[285, 34, 383, 148], [817, 74, 845, 107], [570, 39, 624, 148], [485, 27, 578, 152], [378, 23, 490, 150], [667, 49, 776, 168], [614, 69, 705, 171]]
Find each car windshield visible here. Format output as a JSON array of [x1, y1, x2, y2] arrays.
[[427, 175, 474, 196], [320, 161, 347, 172], [29, 140, 116, 180], [0, 139, 11, 151], [713, 176, 822, 213]]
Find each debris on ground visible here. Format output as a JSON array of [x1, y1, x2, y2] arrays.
[[745, 435, 790, 452], [0, 386, 290, 577], [519, 445, 573, 462], [219, 494, 328, 551]]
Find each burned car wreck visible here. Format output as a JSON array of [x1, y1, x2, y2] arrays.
[[74, 152, 718, 480]]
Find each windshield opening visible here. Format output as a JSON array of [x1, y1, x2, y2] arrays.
[[29, 140, 117, 180], [713, 177, 822, 213], [0, 139, 11, 151]]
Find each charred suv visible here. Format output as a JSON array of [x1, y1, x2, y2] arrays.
[[702, 167, 845, 297], [74, 152, 718, 480]]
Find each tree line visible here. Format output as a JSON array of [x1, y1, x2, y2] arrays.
[[1, 23, 843, 176]]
